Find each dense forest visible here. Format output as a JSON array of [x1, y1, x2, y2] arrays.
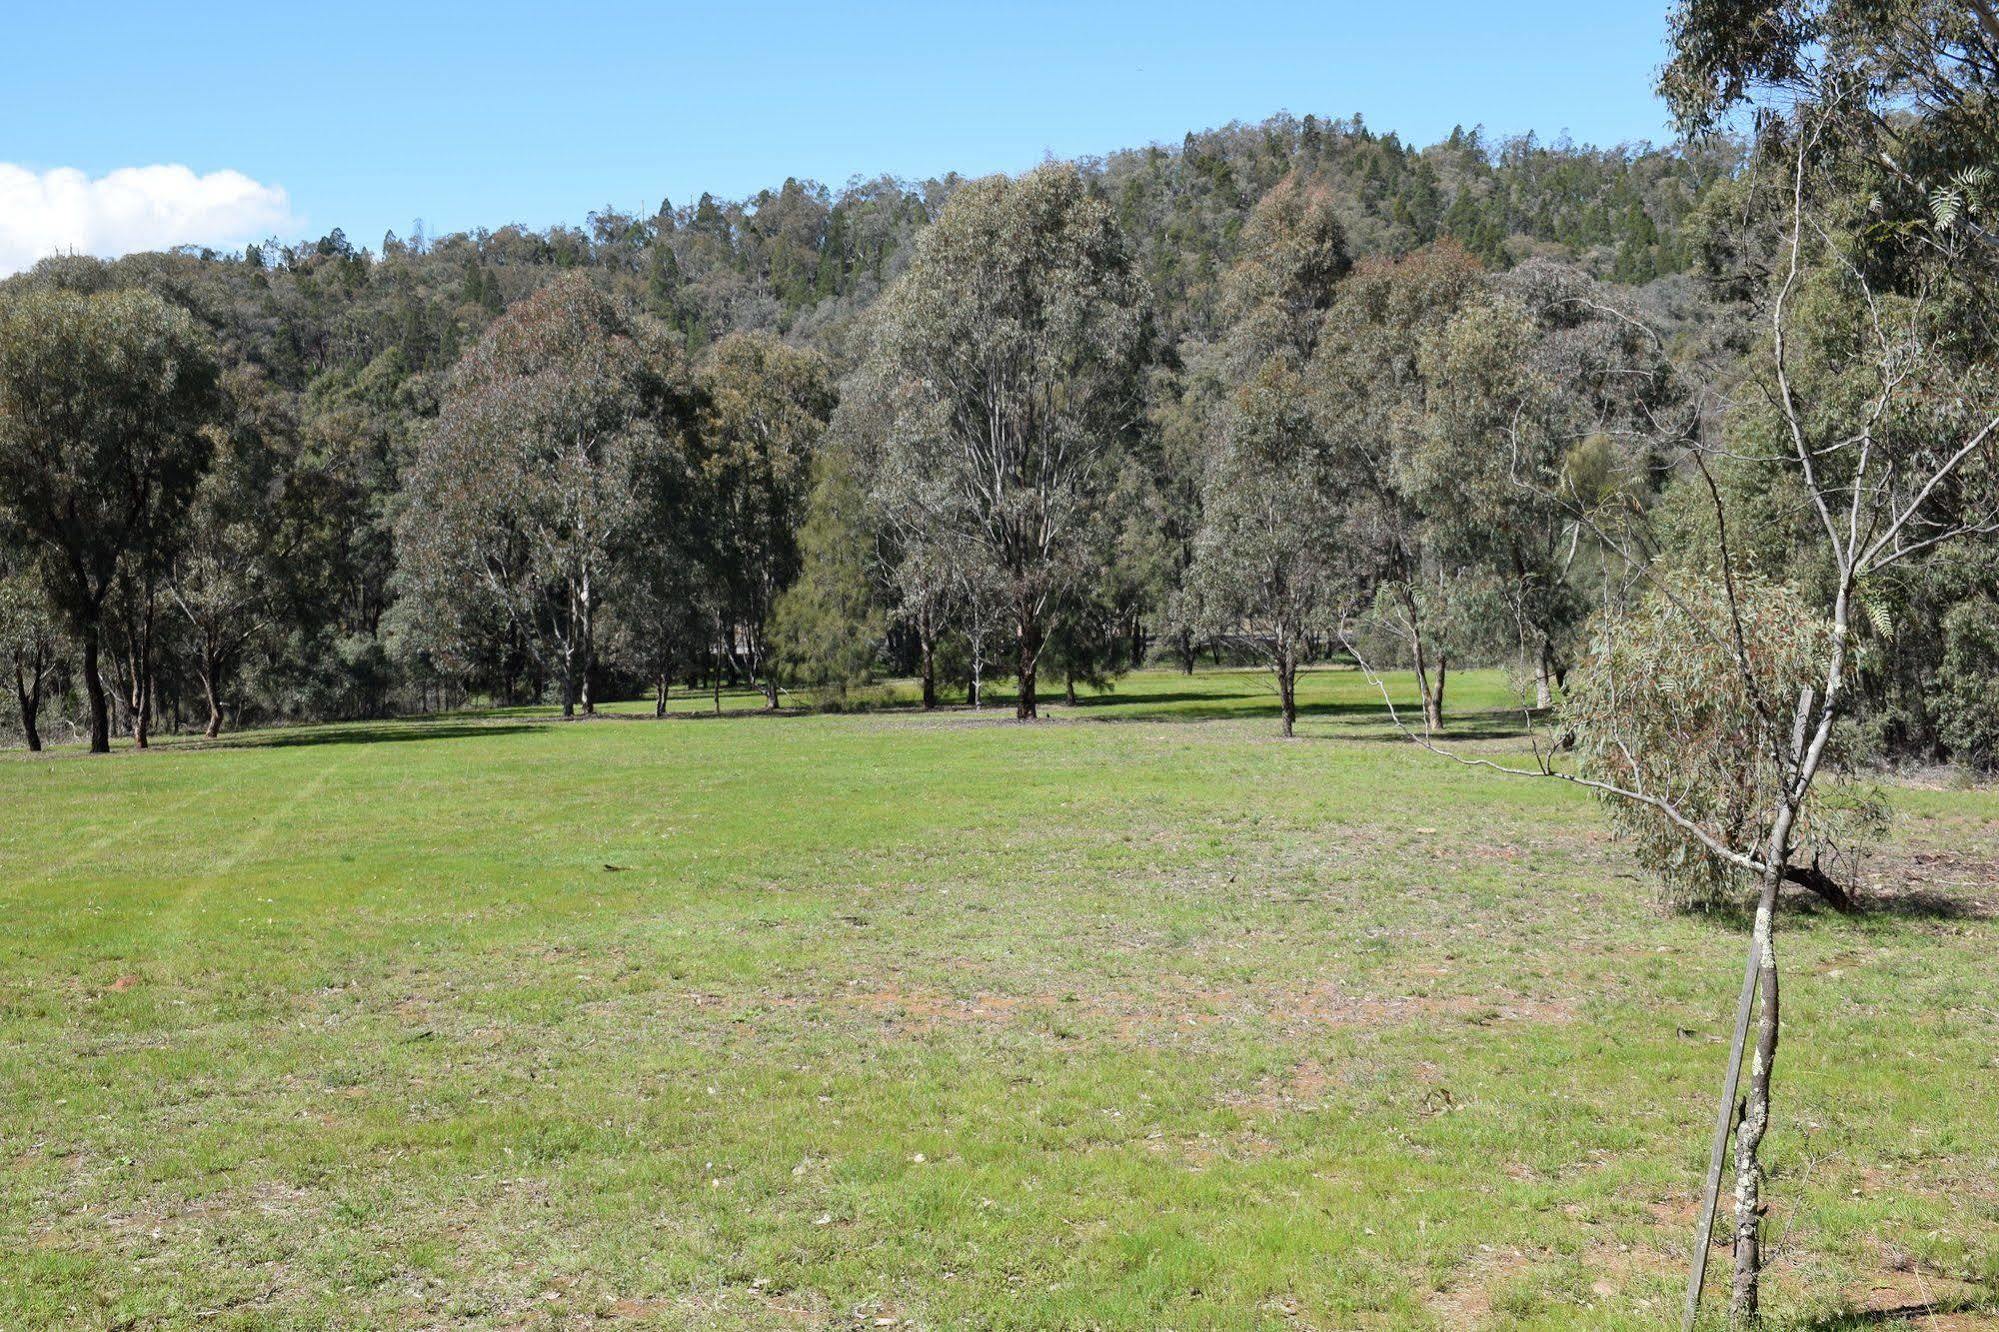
[[0, 103, 1992, 778]]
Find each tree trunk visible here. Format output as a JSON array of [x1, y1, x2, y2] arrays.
[[579, 622, 595, 716], [1732, 867, 1783, 1323], [920, 631, 937, 711], [200, 637, 224, 739], [83, 627, 110, 753], [1014, 603, 1042, 721], [1177, 630, 1197, 676], [1404, 593, 1442, 737], [655, 673, 669, 718], [13, 654, 43, 752], [1535, 642, 1554, 710], [1425, 653, 1449, 735], [578, 558, 596, 717], [129, 597, 154, 750], [1065, 673, 1078, 707], [1278, 647, 1297, 739]]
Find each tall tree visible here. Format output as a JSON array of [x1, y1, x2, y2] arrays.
[[770, 430, 888, 705], [699, 332, 835, 708], [397, 274, 692, 715], [1184, 363, 1352, 735], [1310, 242, 1489, 733], [863, 164, 1151, 718], [0, 285, 221, 752], [167, 368, 317, 738], [1184, 178, 1354, 735]]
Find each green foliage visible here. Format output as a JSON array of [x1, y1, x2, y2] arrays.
[[771, 435, 885, 694], [1938, 595, 1999, 769], [395, 275, 696, 708], [863, 164, 1151, 714], [697, 332, 836, 693], [0, 283, 222, 623], [1562, 573, 1887, 909]]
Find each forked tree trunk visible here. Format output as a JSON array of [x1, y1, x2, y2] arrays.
[[200, 637, 225, 738], [1176, 629, 1197, 675], [655, 673, 669, 718]]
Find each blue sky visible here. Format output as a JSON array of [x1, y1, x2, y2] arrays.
[[1, 1, 1677, 269]]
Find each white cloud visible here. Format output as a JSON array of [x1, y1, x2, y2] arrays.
[[0, 164, 298, 276]]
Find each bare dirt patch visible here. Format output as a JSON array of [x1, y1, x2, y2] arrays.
[[1427, 1245, 1540, 1327]]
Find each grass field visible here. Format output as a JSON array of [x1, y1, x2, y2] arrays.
[[3, 667, 1996, 1331]]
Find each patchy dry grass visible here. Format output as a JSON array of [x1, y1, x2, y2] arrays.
[[1, 667, 1995, 1329]]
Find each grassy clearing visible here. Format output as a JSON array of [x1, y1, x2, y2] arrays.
[[2, 667, 1995, 1330]]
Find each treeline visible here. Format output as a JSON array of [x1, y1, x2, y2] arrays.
[[1, 108, 1993, 766]]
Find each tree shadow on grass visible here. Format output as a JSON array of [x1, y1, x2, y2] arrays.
[[1801, 1293, 1997, 1328], [1685, 881, 1995, 935], [1060, 690, 1540, 739], [1849, 891, 1996, 922], [198, 719, 554, 751]]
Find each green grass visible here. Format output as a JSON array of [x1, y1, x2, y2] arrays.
[[2, 667, 1995, 1330]]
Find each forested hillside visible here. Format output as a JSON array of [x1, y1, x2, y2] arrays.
[[1, 100, 1992, 776]]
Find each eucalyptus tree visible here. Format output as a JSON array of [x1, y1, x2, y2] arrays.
[[167, 369, 316, 738], [1309, 242, 1489, 734], [1183, 366, 1351, 734], [398, 274, 694, 716], [698, 332, 835, 708], [1397, 289, 1576, 708], [0, 284, 221, 752], [837, 352, 979, 711], [1344, 108, 1999, 1332], [1183, 178, 1354, 735], [1646, 6, 1999, 1321], [1493, 259, 1691, 704], [863, 164, 1151, 719]]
